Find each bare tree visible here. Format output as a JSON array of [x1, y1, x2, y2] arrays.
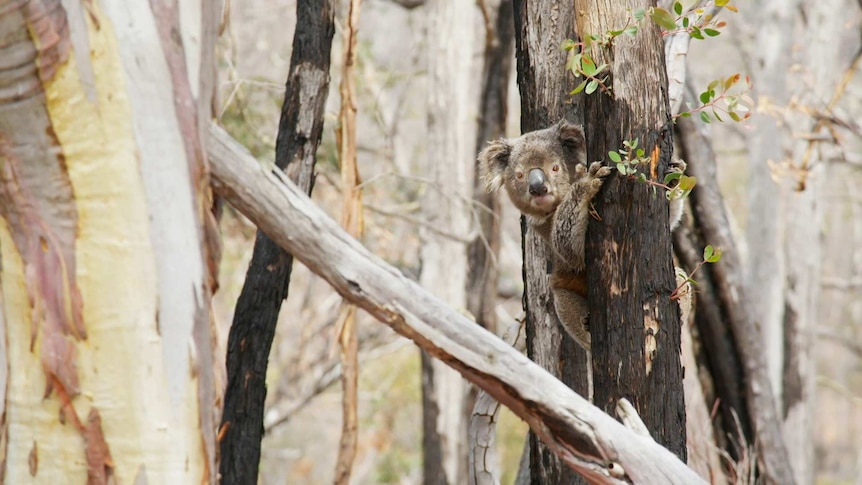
[[218, 1, 335, 482]]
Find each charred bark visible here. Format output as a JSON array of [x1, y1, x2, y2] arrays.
[[575, 0, 687, 460], [218, 2, 335, 483], [512, 1, 590, 483]]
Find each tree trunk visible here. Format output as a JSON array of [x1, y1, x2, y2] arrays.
[[512, 0, 591, 483], [0, 0, 218, 481], [421, 1, 477, 483], [218, 1, 335, 483], [574, 0, 687, 459]]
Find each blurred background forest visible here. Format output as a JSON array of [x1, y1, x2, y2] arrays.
[[212, 0, 862, 483]]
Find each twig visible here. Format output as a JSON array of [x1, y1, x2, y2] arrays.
[[333, 0, 363, 483]]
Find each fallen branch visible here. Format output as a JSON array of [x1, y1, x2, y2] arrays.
[[207, 123, 707, 484]]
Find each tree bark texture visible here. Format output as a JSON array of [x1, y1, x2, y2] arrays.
[[574, 0, 687, 460], [208, 123, 708, 485], [675, 111, 795, 484], [512, 1, 590, 483], [0, 0, 218, 482], [218, 1, 335, 483], [421, 1, 477, 483]]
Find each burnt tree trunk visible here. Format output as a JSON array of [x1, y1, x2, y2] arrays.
[[218, 2, 335, 483], [512, 1, 590, 483], [574, 0, 687, 459]]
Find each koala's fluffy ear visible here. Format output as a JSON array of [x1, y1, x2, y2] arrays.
[[557, 119, 587, 164], [478, 139, 512, 192]]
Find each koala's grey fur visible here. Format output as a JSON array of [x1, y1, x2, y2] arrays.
[[479, 119, 689, 350], [479, 119, 608, 349]]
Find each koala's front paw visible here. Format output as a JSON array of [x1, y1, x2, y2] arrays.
[[574, 162, 612, 199]]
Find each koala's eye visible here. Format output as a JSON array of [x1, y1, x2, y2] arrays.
[[552, 164, 560, 172], [515, 171, 524, 180]]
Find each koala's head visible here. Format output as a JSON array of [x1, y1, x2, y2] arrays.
[[478, 119, 587, 219]]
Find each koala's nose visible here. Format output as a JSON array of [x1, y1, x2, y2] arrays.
[[528, 168, 548, 196]]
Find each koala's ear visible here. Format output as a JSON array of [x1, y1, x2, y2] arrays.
[[557, 120, 585, 149], [478, 139, 512, 192]]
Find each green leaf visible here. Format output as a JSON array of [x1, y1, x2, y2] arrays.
[[679, 111, 692, 117], [715, 0, 729, 5], [682, 16, 690, 28], [616, 162, 627, 175], [650, 7, 678, 30], [699, 111, 711, 123], [664, 172, 682, 184], [624, 26, 639, 37], [608, 150, 622, 162], [630, 138, 638, 149], [704, 28, 721, 36], [703, 245, 714, 261], [707, 247, 723, 263], [636, 148, 645, 158], [582, 55, 597, 76], [691, 26, 704, 39], [570, 80, 588, 95], [712, 109, 722, 122], [729, 111, 741, 122], [678, 175, 697, 191], [674, 1, 683, 15], [633, 8, 646, 21], [585, 79, 599, 94], [560, 39, 576, 51], [699, 91, 711, 104]]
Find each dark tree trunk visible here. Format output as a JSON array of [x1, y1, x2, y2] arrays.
[[421, 351, 449, 485], [512, 1, 590, 483], [574, 0, 687, 460], [218, 2, 335, 483]]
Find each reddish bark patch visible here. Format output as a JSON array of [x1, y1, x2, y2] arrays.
[[83, 409, 115, 485]]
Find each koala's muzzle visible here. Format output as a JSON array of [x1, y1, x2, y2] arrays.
[[528, 168, 548, 196]]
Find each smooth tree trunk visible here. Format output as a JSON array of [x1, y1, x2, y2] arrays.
[[512, 1, 590, 483], [218, 1, 335, 482], [0, 0, 219, 482], [420, 1, 477, 484], [574, 0, 687, 459]]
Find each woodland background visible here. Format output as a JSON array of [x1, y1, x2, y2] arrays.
[[1, 0, 861, 483], [213, 0, 862, 483]]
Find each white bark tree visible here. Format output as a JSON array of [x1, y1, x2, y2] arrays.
[[0, 0, 220, 482], [420, 1, 477, 483]]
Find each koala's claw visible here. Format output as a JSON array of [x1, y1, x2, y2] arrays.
[[590, 162, 613, 179]]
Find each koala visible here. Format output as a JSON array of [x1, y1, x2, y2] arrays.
[[478, 119, 688, 350]]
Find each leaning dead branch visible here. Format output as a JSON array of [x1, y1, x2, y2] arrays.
[[207, 123, 707, 484]]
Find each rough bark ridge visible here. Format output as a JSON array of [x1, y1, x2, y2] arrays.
[[208, 123, 708, 485], [218, 2, 335, 483], [512, 1, 589, 483], [574, 0, 687, 459]]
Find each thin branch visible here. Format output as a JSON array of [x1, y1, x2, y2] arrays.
[[333, 0, 363, 481]]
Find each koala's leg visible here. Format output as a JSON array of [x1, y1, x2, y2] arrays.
[[667, 159, 687, 231], [552, 286, 591, 350], [674, 266, 693, 325], [550, 162, 612, 272]]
